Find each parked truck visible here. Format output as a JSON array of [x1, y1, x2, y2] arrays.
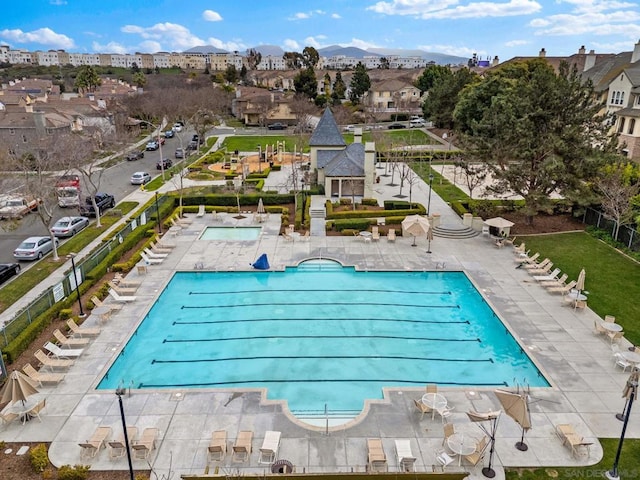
[[56, 174, 82, 208], [79, 193, 115, 217], [0, 195, 41, 219]]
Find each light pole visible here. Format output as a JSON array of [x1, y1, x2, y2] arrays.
[[257, 144, 262, 174], [68, 253, 85, 318], [607, 371, 638, 480], [116, 387, 135, 480], [427, 173, 434, 216], [155, 192, 162, 234]]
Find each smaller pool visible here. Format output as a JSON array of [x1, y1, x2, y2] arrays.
[[199, 226, 262, 241]]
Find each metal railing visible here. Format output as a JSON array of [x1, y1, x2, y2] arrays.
[[581, 207, 640, 252], [0, 195, 173, 349]]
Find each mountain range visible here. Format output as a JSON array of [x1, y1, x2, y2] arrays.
[[183, 45, 468, 66]]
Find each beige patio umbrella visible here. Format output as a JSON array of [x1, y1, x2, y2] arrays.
[[426, 224, 434, 253], [466, 410, 501, 478], [257, 198, 266, 221], [0, 370, 39, 406], [576, 268, 586, 293], [401, 215, 430, 246], [484, 216, 515, 236], [495, 389, 532, 451]]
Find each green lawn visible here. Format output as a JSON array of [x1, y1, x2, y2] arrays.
[[522, 232, 640, 346], [222, 135, 309, 152]]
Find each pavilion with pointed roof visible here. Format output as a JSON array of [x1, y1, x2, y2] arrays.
[[309, 108, 376, 199]]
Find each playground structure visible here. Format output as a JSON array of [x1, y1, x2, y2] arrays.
[[207, 141, 310, 176]]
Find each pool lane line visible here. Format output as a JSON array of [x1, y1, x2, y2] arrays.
[[138, 379, 509, 388], [163, 335, 481, 343], [189, 289, 453, 295], [173, 318, 470, 325], [152, 354, 492, 363], [181, 302, 461, 309]]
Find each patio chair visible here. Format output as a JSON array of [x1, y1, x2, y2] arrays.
[[413, 398, 431, 420], [437, 405, 455, 423], [540, 273, 568, 288], [0, 410, 19, 428], [66, 318, 101, 337], [232, 430, 253, 463], [141, 252, 163, 265], [44, 341, 84, 358], [281, 233, 293, 242], [79, 426, 112, 458], [258, 430, 281, 465], [367, 438, 387, 472], [90, 295, 122, 311], [107, 280, 138, 296], [517, 252, 540, 265], [613, 352, 633, 371], [208, 430, 227, 462], [394, 439, 416, 472], [387, 228, 396, 242], [109, 426, 138, 459], [527, 262, 554, 276], [197, 205, 206, 217], [434, 448, 455, 471], [547, 280, 577, 295], [372, 226, 380, 241], [176, 213, 193, 225], [442, 423, 455, 450], [23, 363, 65, 386], [143, 247, 169, 259], [25, 398, 46, 422], [114, 273, 142, 287], [609, 331, 624, 344], [594, 320, 607, 336], [132, 427, 159, 459], [149, 240, 173, 253], [605, 315, 616, 323], [53, 329, 90, 348], [523, 257, 550, 271], [533, 268, 561, 282], [554, 424, 592, 458], [463, 436, 488, 466], [109, 289, 137, 302], [34, 349, 74, 370], [426, 384, 438, 394]]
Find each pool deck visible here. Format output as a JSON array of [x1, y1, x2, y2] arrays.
[[1, 165, 636, 479]]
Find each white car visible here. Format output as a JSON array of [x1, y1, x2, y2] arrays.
[[173, 123, 183, 132], [343, 125, 355, 132], [50, 216, 90, 237], [410, 118, 427, 128], [131, 172, 151, 185], [13, 236, 58, 261]]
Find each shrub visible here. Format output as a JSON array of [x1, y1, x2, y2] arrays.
[[58, 309, 73, 320], [450, 201, 468, 217], [57, 464, 91, 480], [334, 218, 373, 232], [29, 443, 49, 472], [361, 198, 379, 206]]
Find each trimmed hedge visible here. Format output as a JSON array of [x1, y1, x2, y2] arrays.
[[175, 193, 295, 207], [333, 218, 375, 232]]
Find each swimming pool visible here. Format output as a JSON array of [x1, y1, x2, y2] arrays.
[[199, 226, 261, 241], [98, 264, 548, 415]]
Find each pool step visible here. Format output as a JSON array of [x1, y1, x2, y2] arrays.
[[433, 224, 480, 239]]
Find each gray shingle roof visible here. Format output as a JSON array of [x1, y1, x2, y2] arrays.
[[309, 108, 346, 147], [317, 149, 342, 169], [323, 143, 365, 177]]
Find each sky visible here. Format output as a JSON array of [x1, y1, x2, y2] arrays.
[[2, 0, 640, 61]]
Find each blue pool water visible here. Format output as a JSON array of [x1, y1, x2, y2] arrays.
[[199, 226, 261, 241], [98, 264, 548, 414]]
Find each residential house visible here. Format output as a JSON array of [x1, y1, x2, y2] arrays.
[[366, 78, 423, 115], [232, 87, 296, 126], [309, 108, 376, 199]]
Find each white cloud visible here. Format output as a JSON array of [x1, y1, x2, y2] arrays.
[[368, 0, 541, 19], [138, 40, 162, 53], [202, 10, 223, 22], [592, 39, 638, 51], [121, 23, 205, 50], [418, 43, 482, 57], [283, 39, 300, 50], [505, 39, 530, 46], [348, 38, 381, 50], [50, 0, 67, 5], [0, 27, 75, 49], [91, 41, 128, 54], [290, 12, 311, 20], [304, 35, 328, 49], [331, 13, 342, 19], [205, 37, 247, 52]]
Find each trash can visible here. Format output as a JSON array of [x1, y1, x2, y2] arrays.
[[463, 213, 473, 226], [431, 213, 441, 227], [271, 459, 294, 473]]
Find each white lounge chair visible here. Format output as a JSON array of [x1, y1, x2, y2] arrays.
[[53, 328, 90, 347], [143, 248, 169, 259], [258, 430, 281, 464], [34, 349, 74, 370], [394, 439, 416, 472], [141, 252, 163, 265], [44, 341, 84, 358], [533, 268, 561, 282], [109, 289, 137, 302], [197, 205, 206, 217], [67, 318, 101, 337]]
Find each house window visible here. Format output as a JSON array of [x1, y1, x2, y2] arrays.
[[611, 91, 616, 104], [618, 117, 625, 133], [621, 92, 625, 105], [629, 119, 636, 135], [9, 128, 15, 135], [22, 134, 27, 143]]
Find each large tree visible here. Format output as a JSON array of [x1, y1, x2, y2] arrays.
[[331, 72, 346, 104], [454, 59, 615, 224], [422, 67, 477, 128], [74, 65, 101, 94], [293, 67, 318, 100], [349, 62, 370, 104], [283, 51, 304, 69], [595, 160, 640, 240], [414, 64, 451, 94], [302, 46, 320, 69]]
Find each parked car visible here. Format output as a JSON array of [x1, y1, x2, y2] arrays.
[[0, 195, 41, 219], [267, 122, 287, 130], [50, 216, 90, 237], [156, 158, 173, 170], [125, 150, 145, 161], [173, 123, 183, 132], [0, 262, 20, 285], [13, 236, 58, 261], [343, 125, 355, 132], [146, 140, 159, 151], [79, 193, 115, 217], [164, 130, 174, 138], [388, 122, 407, 129], [175, 148, 185, 159], [130, 171, 152, 185], [187, 140, 199, 150], [409, 118, 427, 128]]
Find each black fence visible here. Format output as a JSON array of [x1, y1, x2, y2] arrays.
[[0, 195, 172, 349], [581, 207, 640, 252]]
